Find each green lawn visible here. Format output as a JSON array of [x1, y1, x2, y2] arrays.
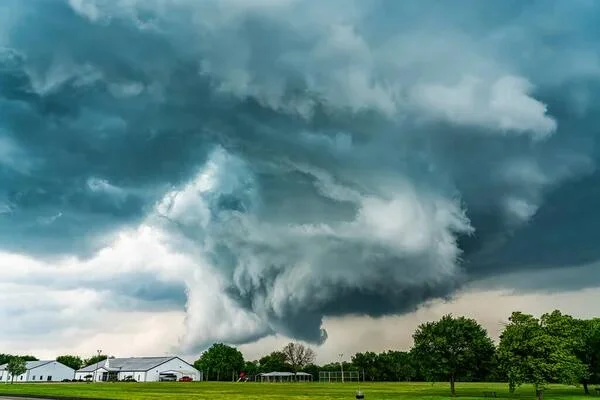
[[0, 382, 594, 400]]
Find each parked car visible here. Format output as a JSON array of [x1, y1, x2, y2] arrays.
[[159, 374, 177, 382], [179, 376, 193, 382]]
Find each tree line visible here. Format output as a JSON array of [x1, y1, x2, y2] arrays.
[[192, 342, 319, 381], [191, 310, 600, 400], [2, 309, 598, 398]]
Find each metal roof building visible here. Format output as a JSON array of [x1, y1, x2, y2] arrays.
[[75, 356, 202, 382], [0, 360, 75, 383], [258, 371, 313, 382]]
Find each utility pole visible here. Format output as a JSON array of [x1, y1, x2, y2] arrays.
[[94, 350, 102, 383], [339, 353, 344, 383]]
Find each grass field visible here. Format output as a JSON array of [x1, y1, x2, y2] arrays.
[[0, 382, 595, 400]]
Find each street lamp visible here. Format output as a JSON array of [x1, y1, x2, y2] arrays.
[[94, 350, 102, 383], [339, 353, 344, 383]]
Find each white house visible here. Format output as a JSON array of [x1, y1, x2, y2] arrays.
[[0, 360, 75, 383], [75, 357, 202, 382]]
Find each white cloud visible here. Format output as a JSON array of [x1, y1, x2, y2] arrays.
[[412, 75, 557, 138], [68, 0, 102, 22], [0, 135, 34, 174], [0, 149, 271, 354], [1, 0, 598, 363], [0, 223, 196, 354], [63, 0, 560, 136]]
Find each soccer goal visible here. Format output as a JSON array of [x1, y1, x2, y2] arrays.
[[318, 371, 360, 383]]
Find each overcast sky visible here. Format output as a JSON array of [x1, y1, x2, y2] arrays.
[[1, 0, 600, 364]]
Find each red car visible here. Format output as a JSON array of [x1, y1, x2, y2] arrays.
[[179, 376, 193, 382]]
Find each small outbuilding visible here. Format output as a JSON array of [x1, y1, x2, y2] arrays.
[[295, 372, 313, 382], [0, 360, 75, 383], [75, 356, 202, 382], [258, 371, 313, 382]]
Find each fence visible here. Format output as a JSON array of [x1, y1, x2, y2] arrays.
[[318, 371, 360, 383]]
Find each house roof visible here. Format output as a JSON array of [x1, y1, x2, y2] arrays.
[[259, 371, 312, 377], [77, 357, 190, 373], [0, 361, 54, 371], [160, 370, 198, 375], [260, 371, 295, 377]]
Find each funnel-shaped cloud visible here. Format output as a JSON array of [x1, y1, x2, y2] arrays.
[[1, 0, 600, 351]]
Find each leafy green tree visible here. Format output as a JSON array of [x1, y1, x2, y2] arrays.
[[83, 354, 108, 367], [194, 343, 245, 381], [586, 318, 600, 391], [377, 351, 416, 381], [541, 311, 600, 395], [0, 354, 37, 365], [498, 311, 588, 400], [243, 360, 259, 377], [258, 351, 291, 373], [319, 361, 356, 373], [56, 355, 83, 371], [0, 354, 13, 365], [301, 363, 319, 380], [7, 357, 26, 384], [351, 352, 379, 381], [411, 314, 495, 396], [484, 352, 505, 383]]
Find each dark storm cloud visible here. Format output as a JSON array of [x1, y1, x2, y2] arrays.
[[2, 0, 600, 348]]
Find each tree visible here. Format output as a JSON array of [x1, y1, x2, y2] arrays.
[[351, 352, 379, 381], [258, 351, 291, 373], [56, 355, 83, 371], [411, 314, 495, 397], [0, 354, 14, 365], [281, 342, 316, 372], [540, 311, 600, 395], [301, 363, 320, 380], [585, 319, 600, 392], [0, 354, 37, 365], [498, 311, 588, 400], [7, 357, 26, 384], [377, 351, 416, 382], [83, 354, 108, 367], [243, 360, 260, 377], [193, 343, 245, 381]]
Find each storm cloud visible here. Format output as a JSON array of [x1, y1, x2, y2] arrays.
[[1, 0, 600, 351]]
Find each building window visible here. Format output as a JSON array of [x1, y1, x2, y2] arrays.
[[32, 375, 36, 380], [40, 376, 43, 380], [47, 376, 52, 381]]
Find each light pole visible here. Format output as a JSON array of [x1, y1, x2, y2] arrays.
[[94, 350, 102, 383], [339, 353, 344, 383]]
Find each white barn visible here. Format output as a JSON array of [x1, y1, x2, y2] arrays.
[[0, 360, 75, 383], [75, 357, 202, 382]]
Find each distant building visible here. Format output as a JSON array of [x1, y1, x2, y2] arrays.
[[75, 357, 202, 382], [0, 360, 75, 383], [258, 371, 313, 382]]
